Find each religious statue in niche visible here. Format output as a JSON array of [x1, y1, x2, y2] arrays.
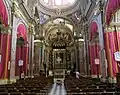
[[56, 56, 61, 64], [56, 53, 63, 64]]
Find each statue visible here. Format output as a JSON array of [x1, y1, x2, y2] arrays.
[[56, 56, 62, 64]]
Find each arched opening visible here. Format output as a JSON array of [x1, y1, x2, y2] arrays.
[[0, 0, 10, 79], [42, 17, 74, 82], [15, 24, 28, 79], [89, 21, 100, 78]]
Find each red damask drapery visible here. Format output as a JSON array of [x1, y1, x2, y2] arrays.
[[0, 0, 10, 79], [89, 21, 100, 76], [16, 24, 28, 76], [90, 21, 98, 40], [105, 0, 120, 77], [89, 44, 100, 75], [106, 0, 120, 25], [17, 24, 27, 41], [104, 32, 120, 77], [0, 34, 11, 78], [0, 0, 8, 26]]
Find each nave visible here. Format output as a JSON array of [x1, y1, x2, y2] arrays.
[[0, 73, 120, 95], [1, 0, 120, 95], [48, 83, 66, 95]]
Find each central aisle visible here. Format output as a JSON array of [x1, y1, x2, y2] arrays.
[[48, 83, 67, 95]]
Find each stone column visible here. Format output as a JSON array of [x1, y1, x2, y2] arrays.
[[31, 34, 34, 77], [71, 50, 74, 70], [75, 41, 80, 72], [28, 32, 31, 77], [44, 50, 48, 76], [99, 1, 106, 78], [39, 42, 43, 71], [84, 25, 90, 75], [34, 43, 39, 74], [28, 27, 34, 77], [38, 47, 41, 73], [10, 2, 17, 81]]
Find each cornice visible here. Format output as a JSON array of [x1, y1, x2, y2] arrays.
[[16, 0, 35, 24]]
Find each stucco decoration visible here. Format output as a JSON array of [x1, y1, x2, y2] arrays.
[[45, 25, 74, 47]]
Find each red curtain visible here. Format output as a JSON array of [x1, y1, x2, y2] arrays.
[[15, 46, 29, 76], [17, 24, 27, 41], [0, 0, 10, 79], [90, 21, 98, 40], [0, 0, 8, 26], [15, 24, 28, 76], [106, 0, 120, 25], [89, 21, 100, 76], [0, 34, 11, 78], [89, 44, 100, 75], [104, 32, 120, 77], [15, 47, 21, 76]]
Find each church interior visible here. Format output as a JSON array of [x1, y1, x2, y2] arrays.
[[1, 0, 120, 95]]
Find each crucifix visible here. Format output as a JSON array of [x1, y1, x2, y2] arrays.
[[56, 56, 62, 64]]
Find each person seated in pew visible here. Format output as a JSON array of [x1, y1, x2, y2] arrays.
[[100, 76, 106, 83], [75, 71, 80, 79], [21, 71, 25, 79]]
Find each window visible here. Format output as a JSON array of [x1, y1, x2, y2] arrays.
[[42, 0, 76, 8], [24, 0, 28, 5], [63, 1, 68, 5], [54, 0, 75, 5], [44, 0, 49, 3], [68, 0, 75, 4], [54, 0, 62, 5]]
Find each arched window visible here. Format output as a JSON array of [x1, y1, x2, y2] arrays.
[[54, 0, 62, 5], [44, 0, 48, 3], [42, 0, 76, 8], [24, 0, 28, 5], [54, 0, 75, 5]]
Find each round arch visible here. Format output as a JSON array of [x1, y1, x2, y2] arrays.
[[89, 21, 98, 40], [0, 0, 9, 26], [17, 23, 27, 41], [3, 0, 10, 26], [42, 16, 76, 28]]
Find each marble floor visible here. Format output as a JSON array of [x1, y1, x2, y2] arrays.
[[48, 83, 67, 95]]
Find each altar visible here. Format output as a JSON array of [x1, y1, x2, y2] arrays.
[[53, 49, 66, 83]]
